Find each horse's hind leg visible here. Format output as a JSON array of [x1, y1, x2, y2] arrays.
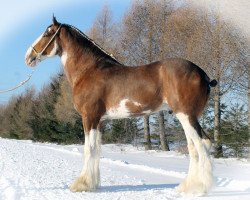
[[176, 113, 213, 195], [176, 135, 199, 193], [70, 117, 101, 192]]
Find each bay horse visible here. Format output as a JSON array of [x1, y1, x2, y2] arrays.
[[25, 16, 217, 195]]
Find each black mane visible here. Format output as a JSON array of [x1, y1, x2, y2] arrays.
[[62, 24, 122, 66]]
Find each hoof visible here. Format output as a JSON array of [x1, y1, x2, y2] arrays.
[[70, 176, 96, 192], [175, 178, 208, 196]]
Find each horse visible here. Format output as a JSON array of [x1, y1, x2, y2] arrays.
[[25, 16, 217, 195]]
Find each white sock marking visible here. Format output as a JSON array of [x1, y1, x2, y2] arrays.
[[80, 129, 101, 189], [176, 113, 213, 194]]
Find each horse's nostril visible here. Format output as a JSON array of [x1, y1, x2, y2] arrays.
[[25, 56, 37, 66], [30, 56, 36, 63]]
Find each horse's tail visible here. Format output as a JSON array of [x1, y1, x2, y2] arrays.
[[205, 76, 217, 95], [209, 79, 217, 87]]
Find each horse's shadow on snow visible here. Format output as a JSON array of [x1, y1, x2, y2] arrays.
[[99, 183, 178, 193]]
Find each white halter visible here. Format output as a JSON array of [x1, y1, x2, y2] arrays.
[[0, 25, 63, 94], [31, 24, 62, 61]]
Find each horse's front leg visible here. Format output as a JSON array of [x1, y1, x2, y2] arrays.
[[70, 117, 102, 192]]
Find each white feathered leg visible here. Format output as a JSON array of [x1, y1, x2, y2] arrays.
[[176, 113, 213, 195], [94, 129, 101, 187], [176, 137, 199, 193], [70, 129, 101, 192]]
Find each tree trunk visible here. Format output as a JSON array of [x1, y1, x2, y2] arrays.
[[143, 7, 155, 151], [144, 115, 151, 150], [248, 61, 250, 160], [158, 111, 170, 151], [157, 4, 170, 152], [213, 3, 223, 158], [214, 80, 223, 157]]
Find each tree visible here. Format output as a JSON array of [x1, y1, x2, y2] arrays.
[[9, 88, 35, 139], [29, 74, 62, 142], [54, 75, 84, 143], [151, 111, 171, 150], [119, 0, 175, 150], [158, 111, 170, 150], [0, 88, 35, 139], [143, 115, 152, 150], [0, 97, 17, 138], [221, 104, 248, 157], [166, 1, 247, 157], [29, 73, 84, 144], [54, 75, 81, 125], [88, 4, 117, 53], [248, 61, 250, 159], [102, 118, 139, 144], [0, 105, 4, 135], [157, 0, 173, 151]]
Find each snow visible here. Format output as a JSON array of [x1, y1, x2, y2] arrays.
[[0, 138, 250, 200]]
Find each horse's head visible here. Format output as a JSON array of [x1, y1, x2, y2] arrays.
[[25, 15, 62, 67]]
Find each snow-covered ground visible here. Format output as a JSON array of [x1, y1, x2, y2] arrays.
[[0, 138, 250, 200]]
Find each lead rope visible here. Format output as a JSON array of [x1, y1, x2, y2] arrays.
[[0, 24, 62, 94], [0, 69, 35, 94]]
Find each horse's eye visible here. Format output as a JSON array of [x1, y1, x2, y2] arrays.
[[44, 30, 52, 37], [43, 27, 52, 37]]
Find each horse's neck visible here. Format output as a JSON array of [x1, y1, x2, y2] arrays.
[[60, 38, 96, 88]]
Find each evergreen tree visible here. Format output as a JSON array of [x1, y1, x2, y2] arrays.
[[102, 118, 139, 144], [30, 75, 62, 142], [221, 103, 248, 157], [8, 88, 35, 139], [152, 111, 170, 150]]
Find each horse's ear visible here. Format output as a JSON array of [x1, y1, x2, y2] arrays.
[[52, 14, 59, 25]]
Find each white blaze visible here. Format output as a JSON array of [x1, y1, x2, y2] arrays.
[[32, 33, 43, 47], [25, 34, 43, 63], [25, 32, 59, 66]]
